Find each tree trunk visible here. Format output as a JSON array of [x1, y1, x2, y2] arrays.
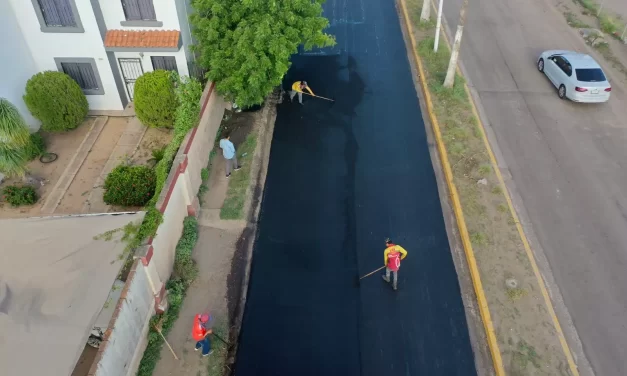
[[434, 0, 444, 52], [420, 0, 431, 21], [443, 0, 469, 88]]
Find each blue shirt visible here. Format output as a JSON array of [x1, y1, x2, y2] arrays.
[[219, 138, 236, 159]]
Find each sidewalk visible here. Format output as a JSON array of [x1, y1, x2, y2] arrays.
[[151, 98, 277, 376]]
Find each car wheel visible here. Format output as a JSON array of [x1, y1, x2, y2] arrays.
[[558, 84, 566, 99], [537, 58, 544, 72]]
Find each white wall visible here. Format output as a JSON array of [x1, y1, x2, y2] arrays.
[[0, 1, 40, 130], [8, 0, 124, 111], [99, 0, 182, 30]]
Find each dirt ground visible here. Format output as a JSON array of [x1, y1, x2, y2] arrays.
[[555, 0, 627, 85], [0, 118, 93, 218], [56, 117, 128, 214], [132, 127, 173, 167]]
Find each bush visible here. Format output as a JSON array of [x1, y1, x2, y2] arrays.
[[173, 216, 199, 283], [24, 132, 46, 161], [103, 165, 156, 206], [134, 70, 178, 128], [23, 71, 88, 132], [2, 185, 38, 206], [0, 98, 31, 177], [174, 75, 203, 135]]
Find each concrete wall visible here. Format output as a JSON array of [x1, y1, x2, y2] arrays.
[[7, 0, 124, 111], [87, 81, 226, 376], [88, 260, 154, 376], [0, 0, 40, 130]]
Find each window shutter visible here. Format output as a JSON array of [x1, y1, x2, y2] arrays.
[[138, 0, 156, 20], [151, 57, 178, 73], [121, 0, 142, 21], [61, 62, 98, 90], [54, 0, 76, 26]]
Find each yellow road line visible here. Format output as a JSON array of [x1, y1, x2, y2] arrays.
[[397, 1, 505, 374], [427, 2, 581, 374]]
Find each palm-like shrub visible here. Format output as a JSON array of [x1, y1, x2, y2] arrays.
[[0, 98, 31, 177]]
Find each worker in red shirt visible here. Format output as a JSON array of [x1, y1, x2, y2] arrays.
[[382, 238, 408, 290], [191, 313, 213, 356]]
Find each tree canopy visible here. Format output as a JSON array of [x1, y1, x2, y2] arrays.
[[190, 0, 335, 107]]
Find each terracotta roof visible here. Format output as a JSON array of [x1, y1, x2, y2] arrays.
[[104, 30, 180, 49]]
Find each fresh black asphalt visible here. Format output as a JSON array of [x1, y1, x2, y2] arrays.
[[233, 0, 477, 374]]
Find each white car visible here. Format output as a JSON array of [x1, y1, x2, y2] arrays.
[[537, 50, 611, 103]]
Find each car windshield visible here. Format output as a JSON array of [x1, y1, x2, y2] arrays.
[[575, 68, 606, 82]]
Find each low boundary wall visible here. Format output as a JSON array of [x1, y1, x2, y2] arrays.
[[87, 81, 226, 376]]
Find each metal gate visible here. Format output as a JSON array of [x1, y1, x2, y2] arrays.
[[118, 58, 143, 101]]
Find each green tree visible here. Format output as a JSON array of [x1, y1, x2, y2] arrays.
[[0, 98, 31, 177], [190, 0, 335, 108]]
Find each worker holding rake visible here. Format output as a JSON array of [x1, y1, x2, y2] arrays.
[[192, 313, 213, 356], [382, 238, 408, 291], [289, 80, 314, 104]]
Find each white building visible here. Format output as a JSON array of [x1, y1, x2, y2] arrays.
[[0, 0, 197, 129]]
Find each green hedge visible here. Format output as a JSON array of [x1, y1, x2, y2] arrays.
[[134, 70, 178, 128], [103, 165, 156, 207], [23, 71, 88, 132], [136, 216, 199, 376]]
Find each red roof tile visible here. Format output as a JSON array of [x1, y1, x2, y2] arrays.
[[104, 30, 180, 49]]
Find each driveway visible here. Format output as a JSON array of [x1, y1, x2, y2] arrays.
[[440, 0, 627, 374], [233, 0, 476, 374]]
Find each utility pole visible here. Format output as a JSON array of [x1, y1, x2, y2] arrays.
[[434, 0, 444, 52], [444, 0, 469, 88], [420, 0, 431, 21]]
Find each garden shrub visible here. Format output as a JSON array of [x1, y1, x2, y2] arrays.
[[103, 165, 156, 206], [174, 76, 203, 135], [3, 185, 38, 206], [173, 216, 199, 283], [24, 132, 46, 161], [23, 71, 88, 132], [134, 70, 178, 128]]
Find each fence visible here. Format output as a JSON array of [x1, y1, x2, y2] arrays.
[[87, 81, 226, 376]]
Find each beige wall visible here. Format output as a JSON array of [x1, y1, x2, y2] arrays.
[[90, 82, 226, 376]]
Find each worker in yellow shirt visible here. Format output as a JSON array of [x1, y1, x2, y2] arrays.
[[382, 238, 408, 290], [289, 81, 314, 104]]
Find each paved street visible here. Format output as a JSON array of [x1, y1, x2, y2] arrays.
[[233, 0, 477, 375], [440, 0, 627, 374]]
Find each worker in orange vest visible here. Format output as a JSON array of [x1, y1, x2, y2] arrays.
[[382, 238, 408, 290], [289, 81, 314, 104], [191, 313, 213, 356]]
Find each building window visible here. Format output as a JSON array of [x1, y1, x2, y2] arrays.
[[122, 0, 157, 20], [151, 57, 178, 73], [54, 58, 105, 95], [31, 0, 84, 33]]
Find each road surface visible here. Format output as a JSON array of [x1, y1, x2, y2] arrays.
[[233, 0, 477, 375], [440, 0, 627, 374]]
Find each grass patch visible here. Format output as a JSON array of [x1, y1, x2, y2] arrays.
[[593, 42, 627, 78], [220, 132, 257, 220], [207, 322, 229, 376], [137, 216, 199, 376], [491, 186, 503, 195], [564, 11, 591, 28], [470, 231, 489, 246], [573, 0, 598, 14], [598, 13, 623, 35]]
